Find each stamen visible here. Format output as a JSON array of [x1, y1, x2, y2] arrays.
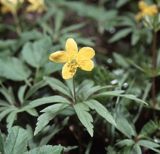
[[67, 60, 78, 73]]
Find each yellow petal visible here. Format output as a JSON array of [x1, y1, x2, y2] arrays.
[[62, 63, 77, 79], [77, 47, 95, 61], [27, 0, 45, 12], [65, 38, 78, 60], [139, 1, 148, 10], [78, 60, 94, 71], [149, 5, 158, 15], [49, 51, 68, 63]]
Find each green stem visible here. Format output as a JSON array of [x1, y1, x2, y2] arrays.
[[25, 79, 32, 87], [133, 83, 151, 123], [34, 67, 39, 84], [111, 96, 120, 144], [72, 77, 76, 104], [0, 81, 5, 88], [151, 31, 157, 108], [13, 12, 21, 35]]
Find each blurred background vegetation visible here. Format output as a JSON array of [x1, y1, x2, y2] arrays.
[[0, 0, 160, 154]]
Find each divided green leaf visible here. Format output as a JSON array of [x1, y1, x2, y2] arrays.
[[85, 100, 116, 126], [5, 126, 29, 154], [0, 57, 31, 81], [22, 37, 52, 68], [25, 145, 64, 154], [74, 103, 93, 137]]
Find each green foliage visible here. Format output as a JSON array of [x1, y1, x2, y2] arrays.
[[109, 28, 132, 43], [34, 103, 69, 135], [0, 131, 4, 154], [0, 57, 31, 81], [84, 100, 116, 126], [4, 126, 29, 154], [138, 140, 160, 153], [22, 37, 52, 68], [31, 76, 147, 138], [116, 115, 136, 138], [0, 85, 40, 129], [139, 120, 160, 137], [44, 77, 71, 98], [74, 103, 93, 137], [0, 0, 160, 153], [25, 145, 63, 154], [0, 126, 65, 154]]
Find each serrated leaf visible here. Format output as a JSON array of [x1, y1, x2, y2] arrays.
[[34, 104, 68, 135], [121, 146, 133, 154], [95, 91, 147, 105], [120, 94, 147, 105], [0, 57, 31, 81], [29, 95, 70, 108], [138, 140, 160, 153], [0, 131, 4, 154], [140, 120, 159, 137], [138, 140, 160, 148], [25, 108, 38, 117], [0, 107, 16, 121], [0, 87, 15, 105], [74, 103, 93, 137], [22, 37, 52, 68], [116, 139, 134, 147], [6, 111, 17, 129], [85, 100, 116, 126], [116, 115, 136, 138], [94, 90, 124, 97], [41, 103, 69, 113], [25, 145, 63, 154], [44, 77, 71, 98], [18, 85, 27, 104], [39, 124, 62, 146], [5, 126, 29, 154], [132, 144, 142, 154], [34, 112, 56, 135]]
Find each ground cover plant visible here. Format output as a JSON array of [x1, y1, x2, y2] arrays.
[[0, 0, 160, 154]]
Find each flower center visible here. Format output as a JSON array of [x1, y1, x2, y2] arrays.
[[68, 59, 78, 73]]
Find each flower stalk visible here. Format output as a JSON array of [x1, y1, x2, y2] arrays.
[[151, 30, 157, 108], [72, 77, 77, 104], [13, 12, 21, 35]]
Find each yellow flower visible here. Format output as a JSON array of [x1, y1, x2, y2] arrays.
[[136, 1, 158, 21], [49, 38, 95, 80], [0, 0, 23, 14], [26, 0, 45, 13]]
